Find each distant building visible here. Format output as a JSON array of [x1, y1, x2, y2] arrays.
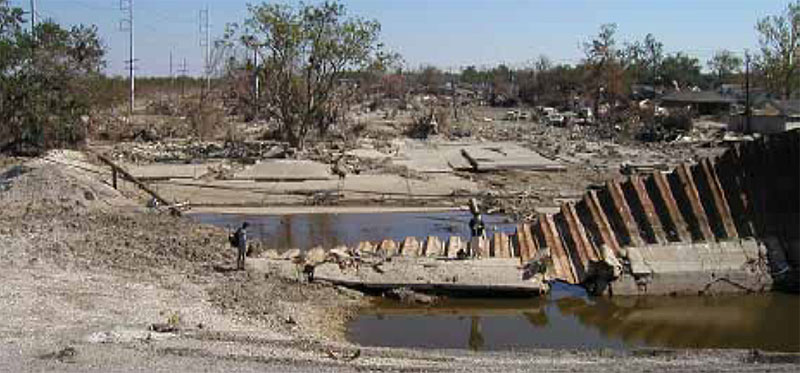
[[660, 91, 738, 115], [729, 99, 800, 134]]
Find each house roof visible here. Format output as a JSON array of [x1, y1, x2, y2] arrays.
[[661, 91, 738, 104]]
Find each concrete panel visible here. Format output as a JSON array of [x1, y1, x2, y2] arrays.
[[234, 160, 333, 181], [460, 142, 565, 172], [423, 236, 444, 257], [400, 237, 421, 257], [126, 163, 211, 180]]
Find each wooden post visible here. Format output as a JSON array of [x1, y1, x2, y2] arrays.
[[112, 168, 118, 190]]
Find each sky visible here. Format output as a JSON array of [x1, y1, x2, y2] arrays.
[[7, 0, 791, 77]]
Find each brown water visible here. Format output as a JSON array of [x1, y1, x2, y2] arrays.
[[190, 211, 517, 251], [349, 285, 800, 352], [190, 212, 800, 352]]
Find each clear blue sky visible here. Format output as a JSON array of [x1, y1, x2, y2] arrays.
[[9, 0, 790, 76]]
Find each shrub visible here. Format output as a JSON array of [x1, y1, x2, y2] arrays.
[[0, 1, 105, 155]]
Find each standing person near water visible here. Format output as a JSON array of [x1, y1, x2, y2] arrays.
[[467, 198, 485, 258], [230, 222, 249, 270]]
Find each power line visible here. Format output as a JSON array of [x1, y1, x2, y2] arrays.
[[199, 5, 210, 92], [119, 0, 134, 116]]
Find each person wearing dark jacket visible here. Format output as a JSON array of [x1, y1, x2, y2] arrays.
[[234, 222, 249, 270]]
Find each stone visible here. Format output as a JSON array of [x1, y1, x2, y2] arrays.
[[446, 236, 463, 258], [377, 239, 398, 257], [280, 248, 302, 260], [400, 237, 421, 256], [424, 236, 443, 257], [306, 246, 328, 264], [329, 245, 350, 259], [261, 249, 280, 259], [356, 241, 375, 254]]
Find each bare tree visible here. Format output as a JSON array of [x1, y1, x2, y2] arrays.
[[707, 49, 743, 87], [755, 1, 799, 98], [228, 1, 393, 148]]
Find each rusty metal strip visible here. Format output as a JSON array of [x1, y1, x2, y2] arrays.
[[564, 203, 598, 262], [538, 215, 577, 284], [700, 158, 738, 239], [509, 233, 520, 258], [492, 232, 511, 258], [583, 190, 623, 255], [630, 175, 668, 244], [675, 164, 715, 241], [517, 224, 536, 262], [717, 149, 754, 237], [652, 172, 691, 242], [561, 203, 597, 283], [606, 180, 645, 247]]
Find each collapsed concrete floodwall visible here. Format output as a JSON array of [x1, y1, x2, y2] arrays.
[[302, 130, 797, 296], [514, 129, 799, 295]]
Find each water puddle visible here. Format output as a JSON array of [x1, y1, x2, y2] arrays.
[[349, 284, 800, 352], [190, 211, 516, 251]]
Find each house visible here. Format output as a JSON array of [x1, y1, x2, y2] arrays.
[[660, 91, 739, 115], [728, 99, 800, 134]]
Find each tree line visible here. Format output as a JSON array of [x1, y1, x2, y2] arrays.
[[1, 0, 797, 153]]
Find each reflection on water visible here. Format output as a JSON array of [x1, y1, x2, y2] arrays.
[[350, 286, 800, 352], [190, 211, 517, 251]]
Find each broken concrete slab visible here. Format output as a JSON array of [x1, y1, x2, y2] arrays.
[[392, 141, 473, 173], [308, 257, 545, 295], [124, 162, 212, 180], [610, 239, 770, 295], [460, 142, 565, 172], [234, 160, 333, 181]]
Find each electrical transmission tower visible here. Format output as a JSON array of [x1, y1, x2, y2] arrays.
[[199, 5, 210, 92], [178, 58, 189, 98], [119, 0, 135, 116]]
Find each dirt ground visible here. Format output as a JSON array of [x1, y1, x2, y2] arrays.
[[1, 150, 797, 372]]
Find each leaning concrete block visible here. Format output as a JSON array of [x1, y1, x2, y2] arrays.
[[356, 241, 375, 254], [305, 246, 327, 265], [446, 236, 463, 258], [377, 239, 398, 257], [471, 236, 490, 258], [424, 236, 444, 257], [492, 232, 511, 258], [280, 248, 302, 260], [400, 237, 421, 257]]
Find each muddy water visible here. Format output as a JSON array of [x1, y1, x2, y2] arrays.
[[190, 211, 516, 251], [349, 284, 800, 352], [191, 212, 800, 352]]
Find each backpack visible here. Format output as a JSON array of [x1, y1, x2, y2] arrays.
[[228, 230, 240, 247]]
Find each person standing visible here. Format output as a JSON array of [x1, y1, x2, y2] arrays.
[[233, 222, 249, 270]]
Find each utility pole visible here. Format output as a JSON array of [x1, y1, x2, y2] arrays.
[[169, 49, 174, 98], [253, 45, 260, 117], [120, 0, 135, 117], [30, 0, 36, 34], [744, 50, 751, 134], [199, 5, 210, 93]]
